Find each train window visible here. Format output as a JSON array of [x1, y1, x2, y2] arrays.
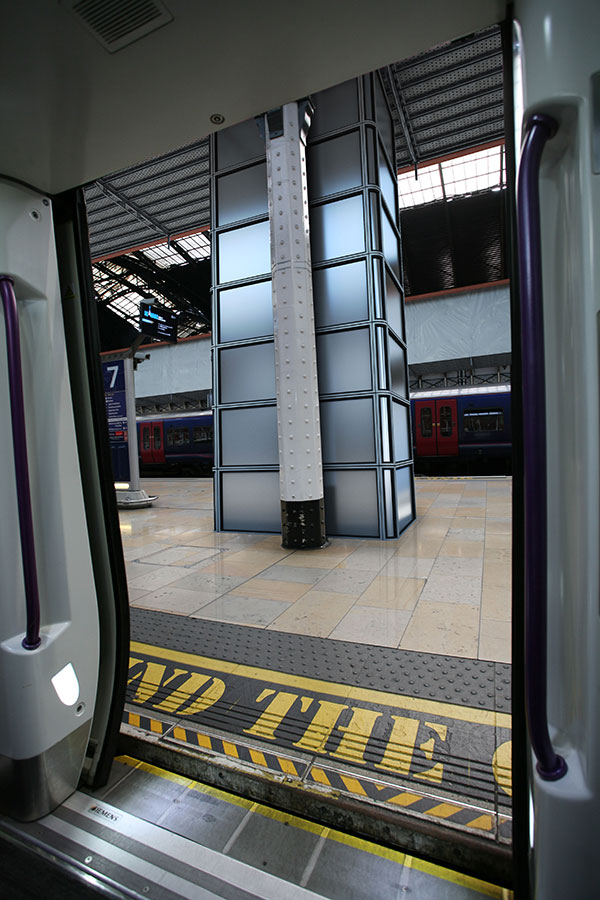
[[142, 427, 151, 451], [193, 426, 212, 443], [166, 427, 191, 446], [153, 427, 161, 450], [439, 405, 453, 437], [463, 408, 504, 432], [419, 406, 433, 438]]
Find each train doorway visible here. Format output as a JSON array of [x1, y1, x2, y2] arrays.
[[79, 15, 518, 895]]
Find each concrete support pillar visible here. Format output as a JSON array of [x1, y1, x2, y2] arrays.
[[265, 102, 326, 548]]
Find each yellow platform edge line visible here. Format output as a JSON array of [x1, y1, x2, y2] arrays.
[[115, 755, 506, 898], [129, 641, 511, 729]]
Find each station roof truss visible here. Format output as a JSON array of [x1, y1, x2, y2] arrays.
[[85, 24, 504, 337]]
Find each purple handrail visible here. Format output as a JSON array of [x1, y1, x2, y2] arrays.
[[0, 276, 41, 650], [517, 114, 567, 780]]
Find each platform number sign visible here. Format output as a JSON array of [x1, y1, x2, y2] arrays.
[[102, 359, 130, 481]]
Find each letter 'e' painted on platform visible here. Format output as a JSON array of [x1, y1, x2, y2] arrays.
[[414, 722, 448, 784], [374, 715, 420, 775]]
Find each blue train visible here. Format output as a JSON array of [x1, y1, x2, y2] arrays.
[[138, 410, 214, 474], [411, 386, 512, 474], [137, 387, 511, 475]]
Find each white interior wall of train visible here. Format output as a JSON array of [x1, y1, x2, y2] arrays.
[[127, 285, 511, 404]]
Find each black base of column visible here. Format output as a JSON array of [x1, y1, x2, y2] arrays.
[[281, 498, 326, 549]]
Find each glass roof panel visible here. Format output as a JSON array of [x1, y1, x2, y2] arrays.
[[397, 162, 443, 208], [397, 144, 505, 209]]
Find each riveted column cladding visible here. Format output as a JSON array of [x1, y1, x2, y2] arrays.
[[211, 74, 415, 539], [266, 102, 326, 548]]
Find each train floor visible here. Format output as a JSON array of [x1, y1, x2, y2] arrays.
[[119, 477, 513, 870], [0, 755, 511, 899]]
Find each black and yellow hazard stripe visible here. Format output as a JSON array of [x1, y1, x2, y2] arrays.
[[124, 708, 309, 778], [123, 708, 511, 840]]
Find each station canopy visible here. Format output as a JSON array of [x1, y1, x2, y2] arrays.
[[86, 25, 505, 341]]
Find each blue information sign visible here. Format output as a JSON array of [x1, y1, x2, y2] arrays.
[[139, 303, 177, 343], [102, 359, 130, 481]]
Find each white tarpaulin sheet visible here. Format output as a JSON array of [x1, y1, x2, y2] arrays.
[[405, 284, 511, 364]]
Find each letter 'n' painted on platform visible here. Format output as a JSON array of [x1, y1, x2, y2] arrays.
[[128, 657, 225, 714]]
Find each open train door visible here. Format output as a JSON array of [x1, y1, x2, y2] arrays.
[[0, 180, 130, 819], [514, 0, 600, 896]]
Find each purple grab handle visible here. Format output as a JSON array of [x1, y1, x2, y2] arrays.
[[0, 276, 41, 650], [517, 114, 567, 780]]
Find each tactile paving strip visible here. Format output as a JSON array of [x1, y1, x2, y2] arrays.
[[130, 608, 511, 712]]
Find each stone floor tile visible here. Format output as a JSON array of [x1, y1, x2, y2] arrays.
[[400, 601, 479, 657], [267, 591, 357, 637], [193, 595, 292, 627], [359, 576, 425, 609], [257, 565, 332, 584], [479, 618, 511, 663], [229, 578, 311, 601], [329, 607, 412, 647], [481, 585, 511, 621], [314, 568, 377, 596], [438, 539, 484, 558], [430, 556, 483, 578], [418, 573, 482, 607], [131, 585, 218, 615], [380, 556, 435, 578]]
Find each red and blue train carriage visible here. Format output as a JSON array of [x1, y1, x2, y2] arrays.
[[136, 386, 511, 476]]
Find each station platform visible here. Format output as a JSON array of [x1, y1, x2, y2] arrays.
[[123, 477, 512, 662], [119, 477, 513, 869]]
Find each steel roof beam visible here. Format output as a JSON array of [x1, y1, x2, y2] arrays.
[[411, 101, 504, 136], [399, 48, 502, 90], [408, 84, 503, 122], [381, 66, 418, 168], [392, 27, 499, 72], [94, 180, 169, 238]]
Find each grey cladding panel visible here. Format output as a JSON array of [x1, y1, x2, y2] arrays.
[[310, 79, 359, 138], [220, 406, 278, 466], [219, 342, 275, 404], [396, 466, 414, 533], [382, 207, 400, 280], [320, 398, 375, 464], [392, 400, 410, 462], [323, 470, 379, 537], [218, 280, 273, 343], [216, 119, 265, 170], [317, 329, 372, 394], [379, 151, 397, 217], [217, 221, 270, 284], [312, 261, 368, 328], [307, 132, 362, 200], [385, 269, 404, 339], [375, 75, 394, 166], [221, 471, 280, 532], [310, 195, 365, 263], [217, 163, 268, 226], [389, 336, 407, 398]]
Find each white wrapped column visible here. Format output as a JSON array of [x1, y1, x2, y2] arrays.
[[265, 102, 326, 547]]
